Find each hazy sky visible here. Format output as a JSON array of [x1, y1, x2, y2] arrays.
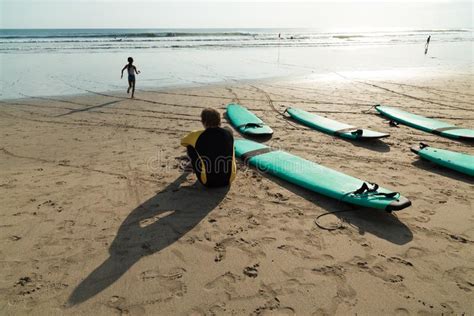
[[1, 0, 472, 29]]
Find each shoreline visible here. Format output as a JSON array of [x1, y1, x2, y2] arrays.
[[1, 71, 473, 314], [2, 64, 470, 103]]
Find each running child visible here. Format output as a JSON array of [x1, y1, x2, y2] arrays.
[[121, 57, 140, 98]]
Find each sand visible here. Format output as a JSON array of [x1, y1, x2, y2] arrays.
[[0, 70, 473, 315]]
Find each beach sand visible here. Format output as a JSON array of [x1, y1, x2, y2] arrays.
[[0, 71, 473, 315]]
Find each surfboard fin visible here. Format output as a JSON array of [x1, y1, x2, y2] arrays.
[[351, 129, 363, 136], [237, 122, 264, 129]]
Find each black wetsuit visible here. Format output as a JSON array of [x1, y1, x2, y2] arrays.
[[181, 127, 236, 187]]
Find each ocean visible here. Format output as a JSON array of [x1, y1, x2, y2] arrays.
[[0, 28, 472, 99]]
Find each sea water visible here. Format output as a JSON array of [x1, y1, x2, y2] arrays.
[[0, 28, 472, 99]]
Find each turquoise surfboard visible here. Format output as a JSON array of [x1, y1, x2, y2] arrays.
[[411, 143, 474, 176], [226, 103, 273, 136], [376, 105, 474, 141], [286, 107, 389, 140], [235, 139, 411, 212]]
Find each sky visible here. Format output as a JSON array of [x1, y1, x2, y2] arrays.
[[0, 0, 472, 29]]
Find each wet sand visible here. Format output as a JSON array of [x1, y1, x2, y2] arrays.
[[0, 71, 473, 315]]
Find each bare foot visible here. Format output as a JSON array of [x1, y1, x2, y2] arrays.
[[179, 161, 193, 172]]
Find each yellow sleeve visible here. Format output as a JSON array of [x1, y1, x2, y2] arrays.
[[181, 130, 203, 148], [229, 147, 237, 183]]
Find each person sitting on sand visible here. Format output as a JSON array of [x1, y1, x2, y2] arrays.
[[121, 57, 140, 98], [181, 108, 236, 187]]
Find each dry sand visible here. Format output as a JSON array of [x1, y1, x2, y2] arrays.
[[0, 71, 473, 315]]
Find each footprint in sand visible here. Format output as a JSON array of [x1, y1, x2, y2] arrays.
[[420, 209, 436, 216], [140, 267, 186, 282], [370, 264, 405, 283], [214, 236, 264, 262], [107, 295, 126, 307], [444, 267, 474, 292], [414, 215, 430, 223], [12, 274, 67, 302], [208, 303, 227, 315], [204, 271, 242, 291], [107, 296, 147, 314], [394, 307, 410, 315], [57, 220, 75, 233], [447, 234, 471, 244], [282, 208, 304, 218], [312, 307, 333, 315], [260, 237, 277, 244], [214, 240, 227, 262], [187, 308, 206, 316], [387, 256, 414, 267], [404, 246, 428, 259], [138, 268, 188, 300], [253, 298, 295, 316], [247, 214, 261, 226], [319, 254, 335, 261], [226, 226, 245, 237], [171, 249, 186, 263], [37, 200, 63, 213], [255, 306, 295, 316], [311, 265, 346, 278], [228, 208, 243, 216], [243, 264, 259, 278], [439, 302, 455, 313], [277, 244, 316, 260], [350, 257, 407, 284]]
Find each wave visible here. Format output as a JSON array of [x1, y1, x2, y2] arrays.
[[0, 28, 471, 40], [0, 31, 257, 39], [407, 29, 470, 33], [332, 35, 365, 39]]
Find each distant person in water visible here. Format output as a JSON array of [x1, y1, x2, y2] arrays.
[[121, 57, 140, 98], [425, 35, 431, 55], [181, 108, 236, 188]]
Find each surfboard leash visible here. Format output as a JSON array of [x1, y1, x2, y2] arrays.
[[276, 107, 308, 131], [362, 104, 376, 113], [314, 192, 358, 231], [314, 182, 399, 231], [314, 209, 356, 231]]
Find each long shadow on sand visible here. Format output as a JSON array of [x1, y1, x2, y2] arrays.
[[56, 100, 124, 117], [258, 171, 413, 245], [285, 117, 391, 152], [411, 159, 474, 184], [68, 173, 229, 305], [339, 137, 391, 153]]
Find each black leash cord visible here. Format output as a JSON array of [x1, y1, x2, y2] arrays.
[[314, 209, 358, 231], [313, 182, 397, 231], [362, 104, 376, 113], [314, 192, 359, 231]]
